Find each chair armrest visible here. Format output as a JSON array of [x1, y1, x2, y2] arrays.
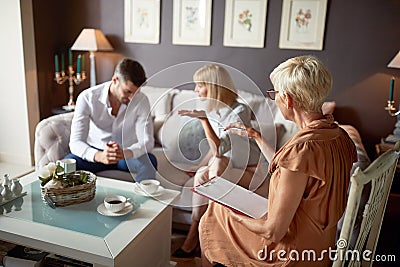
[[34, 112, 74, 168]]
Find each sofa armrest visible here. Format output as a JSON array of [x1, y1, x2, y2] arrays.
[[340, 124, 371, 173], [34, 112, 74, 168]]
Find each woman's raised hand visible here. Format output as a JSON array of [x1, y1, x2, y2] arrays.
[[224, 122, 261, 140], [178, 109, 207, 119]]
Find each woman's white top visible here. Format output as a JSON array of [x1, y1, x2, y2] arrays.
[[208, 101, 261, 168]]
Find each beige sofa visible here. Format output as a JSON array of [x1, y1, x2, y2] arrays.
[[34, 85, 299, 224], [34, 86, 371, 225]]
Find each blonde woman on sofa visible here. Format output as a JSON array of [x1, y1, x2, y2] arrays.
[[173, 64, 266, 258], [198, 55, 358, 267]]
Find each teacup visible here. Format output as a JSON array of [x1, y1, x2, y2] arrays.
[[104, 195, 130, 213], [139, 179, 160, 194], [56, 158, 76, 173]]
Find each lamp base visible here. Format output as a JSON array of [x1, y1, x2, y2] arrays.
[[386, 104, 400, 143], [89, 51, 96, 87]]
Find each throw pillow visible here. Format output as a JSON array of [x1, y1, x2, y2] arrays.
[[158, 113, 209, 165], [140, 86, 178, 122], [178, 119, 209, 161]]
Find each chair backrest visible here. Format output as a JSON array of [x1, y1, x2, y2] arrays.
[[333, 141, 400, 267]]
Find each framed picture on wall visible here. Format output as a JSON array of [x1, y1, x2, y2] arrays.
[[223, 0, 268, 48], [124, 0, 160, 44], [279, 0, 328, 50], [172, 0, 212, 46]]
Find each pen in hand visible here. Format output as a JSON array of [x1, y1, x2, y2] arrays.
[[218, 126, 246, 131]]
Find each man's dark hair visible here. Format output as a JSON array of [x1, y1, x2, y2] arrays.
[[114, 58, 147, 87]]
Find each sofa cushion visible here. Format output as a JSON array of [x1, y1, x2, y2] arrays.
[[237, 90, 271, 121], [171, 90, 207, 111], [140, 86, 178, 123], [152, 147, 193, 188]]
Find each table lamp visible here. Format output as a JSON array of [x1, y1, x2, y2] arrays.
[[384, 51, 400, 143], [71, 28, 114, 87]]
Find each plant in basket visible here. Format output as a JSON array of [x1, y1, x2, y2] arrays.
[[38, 162, 90, 189], [38, 163, 96, 207]]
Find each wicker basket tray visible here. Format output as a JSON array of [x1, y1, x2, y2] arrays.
[[40, 171, 96, 207]]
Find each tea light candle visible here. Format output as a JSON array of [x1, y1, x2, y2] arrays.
[[390, 77, 395, 102], [54, 54, 59, 72]]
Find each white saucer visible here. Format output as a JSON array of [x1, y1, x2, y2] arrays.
[[132, 184, 164, 197], [97, 202, 134, 217]]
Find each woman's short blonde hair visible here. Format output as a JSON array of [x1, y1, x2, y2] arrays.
[[193, 64, 237, 112], [270, 55, 332, 113]]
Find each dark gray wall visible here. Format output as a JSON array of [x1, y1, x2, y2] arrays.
[[33, 0, 400, 158]]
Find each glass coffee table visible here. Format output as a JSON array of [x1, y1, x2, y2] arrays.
[[0, 172, 180, 267]]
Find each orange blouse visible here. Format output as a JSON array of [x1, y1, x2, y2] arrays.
[[199, 116, 357, 266]]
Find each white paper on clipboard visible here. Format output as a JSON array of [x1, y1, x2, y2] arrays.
[[192, 176, 268, 219]]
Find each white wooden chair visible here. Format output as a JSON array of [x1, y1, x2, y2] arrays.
[[333, 141, 400, 267]]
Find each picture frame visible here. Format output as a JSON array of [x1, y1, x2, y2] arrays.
[[124, 0, 160, 44], [279, 0, 328, 50], [223, 0, 268, 48], [172, 0, 212, 46]]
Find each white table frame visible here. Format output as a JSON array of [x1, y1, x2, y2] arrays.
[[0, 172, 180, 267]]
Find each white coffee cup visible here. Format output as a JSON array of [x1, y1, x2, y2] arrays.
[[104, 195, 130, 213], [139, 179, 160, 194], [56, 158, 76, 173]]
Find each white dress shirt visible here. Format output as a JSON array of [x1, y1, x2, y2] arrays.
[[69, 81, 154, 162]]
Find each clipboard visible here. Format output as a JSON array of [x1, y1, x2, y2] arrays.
[[192, 176, 268, 219]]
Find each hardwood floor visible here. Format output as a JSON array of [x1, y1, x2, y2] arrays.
[[170, 230, 201, 267]]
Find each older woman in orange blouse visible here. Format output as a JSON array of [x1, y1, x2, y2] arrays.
[[199, 55, 357, 267]]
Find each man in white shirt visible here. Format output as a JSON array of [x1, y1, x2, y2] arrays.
[[65, 58, 157, 182]]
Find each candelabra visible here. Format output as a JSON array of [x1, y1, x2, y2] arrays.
[[54, 65, 86, 110], [385, 101, 400, 116]]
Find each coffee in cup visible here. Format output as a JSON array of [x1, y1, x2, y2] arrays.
[[56, 158, 76, 173], [139, 179, 160, 194], [104, 195, 129, 213]]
